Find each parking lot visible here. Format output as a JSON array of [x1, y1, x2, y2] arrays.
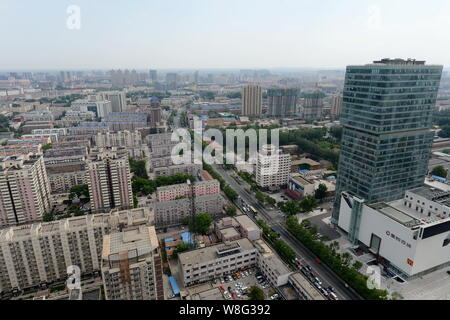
[[186, 268, 280, 300], [215, 269, 281, 300]]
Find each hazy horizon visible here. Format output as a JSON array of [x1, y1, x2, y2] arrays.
[[1, 0, 450, 70]]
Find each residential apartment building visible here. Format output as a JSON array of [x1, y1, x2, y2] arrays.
[[147, 132, 178, 158], [45, 158, 86, 194], [256, 144, 291, 189], [86, 147, 133, 213], [100, 91, 127, 113], [0, 154, 51, 227], [330, 93, 342, 119], [154, 180, 223, 227], [93, 130, 143, 148], [0, 208, 153, 296], [101, 224, 163, 300], [302, 90, 325, 121], [0, 144, 42, 157], [267, 88, 299, 117], [241, 85, 262, 116], [103, 112, 149, 131], [71, 95, 112, 119]]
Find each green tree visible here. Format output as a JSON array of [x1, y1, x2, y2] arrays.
[[352, 261, 363, 270], [438, 125, 450, 138], [273, 239, 296, 263], [256, 191, 265, 203], [225, 205, 237, 216], [342, 252, 352, 266], [43, 212, 54, 222], [329, 126, 343, 140], [129, 158, 148, 179], [194, 213, 213, 234], [299, 163, 311, 170], [266, 196, 276, 206], [298, 195, 317, 213], [133, 194, 138, 208], [223, 185, 238, 201], [431, 165, 447, 178], [280, 201, 299, 216], [69, 184, 89, 200], [248, 286, 265, 300], [42, 143, 52, 151], [314, 184, 328, 201]]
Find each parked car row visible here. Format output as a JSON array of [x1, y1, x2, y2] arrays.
[[220, 269, 253, 284], [255, 272, 270, 289], [301, 265, 338, 300]]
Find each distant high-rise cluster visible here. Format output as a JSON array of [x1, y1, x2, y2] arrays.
[[110, 69, 148, 87]]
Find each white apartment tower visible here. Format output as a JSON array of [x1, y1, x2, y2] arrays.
[[93, 130, 143, 148], [0, 154, 51, 227], [86, 147, 134, 212], [101, 91, 127, 113], [241, 85, 262, 116], [256, 144, 291, 189]]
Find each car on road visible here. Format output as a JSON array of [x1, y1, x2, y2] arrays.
[[315, 258, 322, 264], [270, 294, 279, 300], [320, 288, 329, 297], [328, 292, 338, 300]]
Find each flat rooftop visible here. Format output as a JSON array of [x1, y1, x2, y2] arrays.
[[409, 186, 450, 207], [103, 225, 158, 258], [369, 201, 422, 228], [234, 215, 260, 232], [291, 175, 313, 185], [178, 238, 254, 266], [219, 227, 240, 239]]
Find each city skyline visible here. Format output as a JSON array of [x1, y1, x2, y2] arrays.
[[1, 0, 450, 70]]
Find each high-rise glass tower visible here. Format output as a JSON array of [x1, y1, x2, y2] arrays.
[[332, 58, 443, 224]]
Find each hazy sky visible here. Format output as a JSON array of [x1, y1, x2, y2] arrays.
[[1, 0, 449, 70]]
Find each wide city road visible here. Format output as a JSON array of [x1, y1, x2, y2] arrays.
[[213, 164, 362, 301]]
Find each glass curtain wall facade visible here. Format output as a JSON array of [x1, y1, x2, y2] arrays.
[[332, 59, 443, 224]]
